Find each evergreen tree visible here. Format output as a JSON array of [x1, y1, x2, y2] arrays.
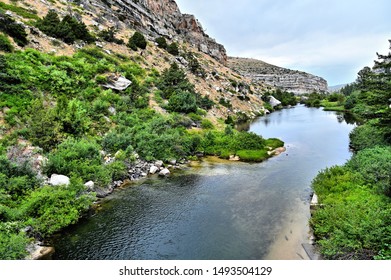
[[127, 31, 147, 50]]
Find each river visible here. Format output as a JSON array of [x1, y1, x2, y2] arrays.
[[52, 105, 355, 260]]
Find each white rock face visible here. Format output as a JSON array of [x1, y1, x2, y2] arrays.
[[49, 174, 70, 186]]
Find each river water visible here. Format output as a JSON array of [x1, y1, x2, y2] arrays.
[[52, 105, 355, 260]]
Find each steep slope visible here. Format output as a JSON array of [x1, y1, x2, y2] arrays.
[[228, 57, 328, 95]]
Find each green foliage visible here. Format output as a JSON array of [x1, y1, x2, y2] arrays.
[[127, 31, 147, 50], [200, 119, 214, 130], [37, 10, 94, 44], [168, 91, 197, 113], [19, 177, 95, 236], [155, 36, 167, 49], [266, 89, 297, 106], [0, 155, 41, 198], [236, 150, 269, 162], [349, 120, 387, 151], [167, 42, 179, 56], [44, 138, 111, 186], [0, 2, 39, 20], [0, 33, 14, 52], [346, 146, 391, 197], [0, 230, 29, 260], [311, 160, 391, 259], [158, 62, 194, 99], [0, 11, 28, 46], [265, 138, 285, 149], [98, 27, 124, 44]]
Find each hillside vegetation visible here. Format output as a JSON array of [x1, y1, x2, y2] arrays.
[[0, 1, 284, 259], [310, 41, 391, 260]]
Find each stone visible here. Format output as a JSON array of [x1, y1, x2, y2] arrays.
[[84, 181, 95, 190], [159, 168, 170, 177], [269, 96, 282, 108], [103, 76, 132, 91], [154, 160, 164, 168], [149, 165, 159, 174], [168, 159, 177, 165], [49, 174, 70, 186], [26, 243, 55, 260]]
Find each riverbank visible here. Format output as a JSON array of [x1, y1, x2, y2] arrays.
[[51, 105, 355, 260]]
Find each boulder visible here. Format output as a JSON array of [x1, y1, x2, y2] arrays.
[[159, 168, 170, 177], [149, 165, 159, 174], [84, 181, 95, 190], [154, 160, 164, 168], [49, 174, 70, 186], [269, 96, 282, 108], [103, 76, 132, 91]]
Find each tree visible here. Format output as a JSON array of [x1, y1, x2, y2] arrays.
[[167, 42, 179, 56], [155, 36, 167, 49], [128, 31, 147, 50], [167, 91, 197, 113]]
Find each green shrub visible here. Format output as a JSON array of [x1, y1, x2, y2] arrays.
[[128, 31, 147, 50], [44, 138, 111, 186], [20, 177, 95, 236], [0, 12, 28, 46], [349, 121, 387, 151], [168, 91, 198, 113], [236, 149, 269, 162], [98, 27, 124, 44], [155, 36, 167, 49], [0, 33, 13, 52], [346, 146, 391, 196], [265, 138, 284, 149], [201, 119, 214, 129], [37, 10, 94, 44], [0, 230, 29, 260], [167, 42, 179, 56]]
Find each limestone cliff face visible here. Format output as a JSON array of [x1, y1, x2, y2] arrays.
[[228, 57, 328, 94], [86, 0, 227, 64]]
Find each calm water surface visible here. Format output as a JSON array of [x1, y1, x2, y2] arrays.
[[52, 105, 355, 260]]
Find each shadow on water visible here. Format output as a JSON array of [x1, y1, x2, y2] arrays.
[[52, 105, 355, 260]]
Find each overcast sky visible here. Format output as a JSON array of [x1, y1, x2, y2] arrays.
[[175, 0, 391, 86]]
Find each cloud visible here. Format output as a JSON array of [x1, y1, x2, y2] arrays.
[[176, 0, 391, 85]]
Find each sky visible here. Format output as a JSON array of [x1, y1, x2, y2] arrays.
[[175, 0, 391, 86]]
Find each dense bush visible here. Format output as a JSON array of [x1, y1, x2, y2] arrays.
[[98, 27, 124, 44], [0, 12, 28, 46], [0, 33, 13, 52], [346, 146, 391, 197], [155, 36, 167, 49], [311, 165, 391, 259], [167, 91, 198, 113], [349, 120, 387, 151], [167, 42, 179, 56], [37, 10, 94, 44], [44, 138, 111, 186], [127, 31, 147, 51]]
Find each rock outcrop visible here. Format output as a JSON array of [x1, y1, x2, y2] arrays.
[[228, 57, 328, 95], [81, 0, 227, 64]]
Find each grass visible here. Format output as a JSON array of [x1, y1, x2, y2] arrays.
[[0, 2, 40, 20], [236, 149, 270, 162]]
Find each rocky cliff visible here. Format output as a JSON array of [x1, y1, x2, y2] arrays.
[[78, 0, 227, 64], [228, 57, 328, 94]]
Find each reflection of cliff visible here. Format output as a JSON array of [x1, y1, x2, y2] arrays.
[[87, 0, 227, 64], [228, 57, 328, 94]]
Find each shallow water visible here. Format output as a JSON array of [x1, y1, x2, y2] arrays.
[[52, 105, 355, 260]]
